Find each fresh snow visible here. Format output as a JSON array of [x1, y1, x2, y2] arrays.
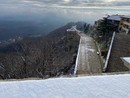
[[0, 74, 130, 98], [86, 48, 95, 53], [67, 25, 81, 33]]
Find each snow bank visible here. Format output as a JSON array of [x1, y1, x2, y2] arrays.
[[0, 74, 130, 98]]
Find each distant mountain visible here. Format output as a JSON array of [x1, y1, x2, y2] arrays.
[[0, 22, 83, 79], [0, 20, 65, 41]]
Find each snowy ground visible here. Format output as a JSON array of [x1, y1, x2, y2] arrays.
[[0, 74, 130, 98]]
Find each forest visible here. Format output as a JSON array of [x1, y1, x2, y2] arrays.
[[0, 22, 81, 79]]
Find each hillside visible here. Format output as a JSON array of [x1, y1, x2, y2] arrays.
[[106, 33, 130, 72], [0, 22, 81, 79]]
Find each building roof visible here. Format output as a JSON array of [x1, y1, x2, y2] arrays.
[[107, 15, 122, 21], [122, 57, 130, 64], [121, 57, 130, 69], [122, 15, 130, 19]]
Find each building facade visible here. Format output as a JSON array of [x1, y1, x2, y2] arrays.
[[118, 16, 130, 34], [104, 15, 123, 32]]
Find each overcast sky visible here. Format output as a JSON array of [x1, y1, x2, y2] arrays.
[[0, 0, 130, 20], [0, 0, 130, 8], [0, 0, 130, 26]]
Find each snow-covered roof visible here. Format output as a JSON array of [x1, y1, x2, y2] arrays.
[[0, 74, 130, 98], [122, 57, 130, 64], [122, 15, 130, 19], [107, 15, 122, 21]]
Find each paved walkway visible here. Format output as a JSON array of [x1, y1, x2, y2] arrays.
[[75, 33, 102, 75]]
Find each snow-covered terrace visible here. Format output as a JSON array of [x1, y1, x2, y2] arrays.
[[0, 74, 130, 98]]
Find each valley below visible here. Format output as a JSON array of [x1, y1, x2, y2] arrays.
[[0, 22, 82, 79]]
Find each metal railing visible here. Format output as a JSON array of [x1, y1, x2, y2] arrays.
[[74, 36, 81, 75], [103, 32, 116, 72]]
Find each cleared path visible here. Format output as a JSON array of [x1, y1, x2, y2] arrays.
[[75, 33, 102, 75]]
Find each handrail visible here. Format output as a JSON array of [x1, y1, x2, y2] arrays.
[[103, 32, 116, 72], [74, 36, 81, 75]]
